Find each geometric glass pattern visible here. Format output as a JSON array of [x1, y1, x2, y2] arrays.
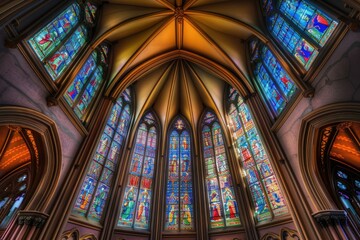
[[263, 0, 338, 70], [64, 44, 110, 122], [250, 39, 297, 116], [28, 2, 97, 80], [201, 111, 241, 229], [334, 167, 360, 224], [73, 89, 132, 221], [118, 113, 158, 230], [227, 87, 288, 222], [165, 117, 194, 231]]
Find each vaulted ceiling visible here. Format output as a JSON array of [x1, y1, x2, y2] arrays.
[[93, 0, 267, 134]]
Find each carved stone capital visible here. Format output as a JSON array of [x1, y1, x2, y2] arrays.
[[312, 210, 347, 226], [17, 211, 49, 228]]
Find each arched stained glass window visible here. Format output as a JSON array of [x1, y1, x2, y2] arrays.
[[73, 89, 132, 221], [227, 87, 288, 222], [334, 168, 360, 223], [118, 112, 158, 230], [28, 1, 98, 80], [263, 0, 338, 70], [165, 117, 194, 231], [201, 111, 241, 229], [64, 43, 110, 122], [249, 39, 297, 116], [0, 173, 28, 229]]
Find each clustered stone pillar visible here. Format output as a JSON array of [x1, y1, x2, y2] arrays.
[[1, 211, 48, 240]]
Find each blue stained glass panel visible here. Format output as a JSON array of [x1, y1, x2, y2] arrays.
[[88, 184, 110, 220], [118, 118, 157, 230]]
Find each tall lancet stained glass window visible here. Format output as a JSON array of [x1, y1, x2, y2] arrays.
[[249, 39, 297, 116], [73, 89, 132, 221], [202, 112, 241, 229], [262, 0, 338, 70], [227, 87, 288, 222], [165, 117, 194, 231], [118, 113, 158, 230], [28, 2, 98, 80], [64, 44, 110, 122]]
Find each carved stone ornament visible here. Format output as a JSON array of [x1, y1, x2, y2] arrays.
[[312, 210, 347, 226], [17, 210, 49, 228]]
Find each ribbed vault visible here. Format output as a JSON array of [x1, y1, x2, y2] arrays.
[[91, 0, 266, 99]]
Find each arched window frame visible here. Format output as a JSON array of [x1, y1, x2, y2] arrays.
[[225, 86, 288, 223], [200, 110, 242, 230], [72, 88, 133, 223], [261, 0, 341, 72], [247, 37, 298, 118], [117, 111, 160, 231], [63, 43, 111, 124], [163, 116, 196, 232]]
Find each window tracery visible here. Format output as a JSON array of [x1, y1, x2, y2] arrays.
[[262, 0, 338, 70], [73, 89, 132, 222], [201, 111, 241, 229], [165, 117, 194, 231], [64, 43, 110, 122], [227, 87, 288, 222], [27, 1, 97, 80], [117, 112, 158, 230], [249, 39, 297, 116]]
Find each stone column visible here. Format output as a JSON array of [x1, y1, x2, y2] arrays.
[[1, 211, 48, 240]]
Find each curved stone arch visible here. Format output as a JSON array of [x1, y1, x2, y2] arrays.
[[61, 228, 80, 240], [0, 106, 62, 213], [299, 102, 360, 210], [260, 232, 280, 240], [107, 50, 254, 100]]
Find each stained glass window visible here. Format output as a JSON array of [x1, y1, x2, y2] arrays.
[[227, 87, 288, 222], [249, 39, 297, 116], [334, 168, 360, 224], [64, 44, 110, 122], [201, 111, 241, 229], [73, 89, 132, 221], [263, 0, 338, 70], [118, 113, 158, 230], [28, 2, 97, 80], [165, 117, 194, 231], [0, 173, 28, 229]]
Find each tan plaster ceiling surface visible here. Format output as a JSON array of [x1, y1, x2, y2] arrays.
[[96, 0, 264, 136]]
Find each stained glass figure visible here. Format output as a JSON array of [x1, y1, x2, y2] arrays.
[[249, 39, 297, 116], [28, 2, 98, 80], [227, 87, 288, 222], [262, 0, 338, 69], [73, 89, 132, 221], [202, 112, 241, 229], [165, 118, 194, 231], [64, 44, 109, 122], [118, 113, 158, 230], [334, 168, 360, 223]]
